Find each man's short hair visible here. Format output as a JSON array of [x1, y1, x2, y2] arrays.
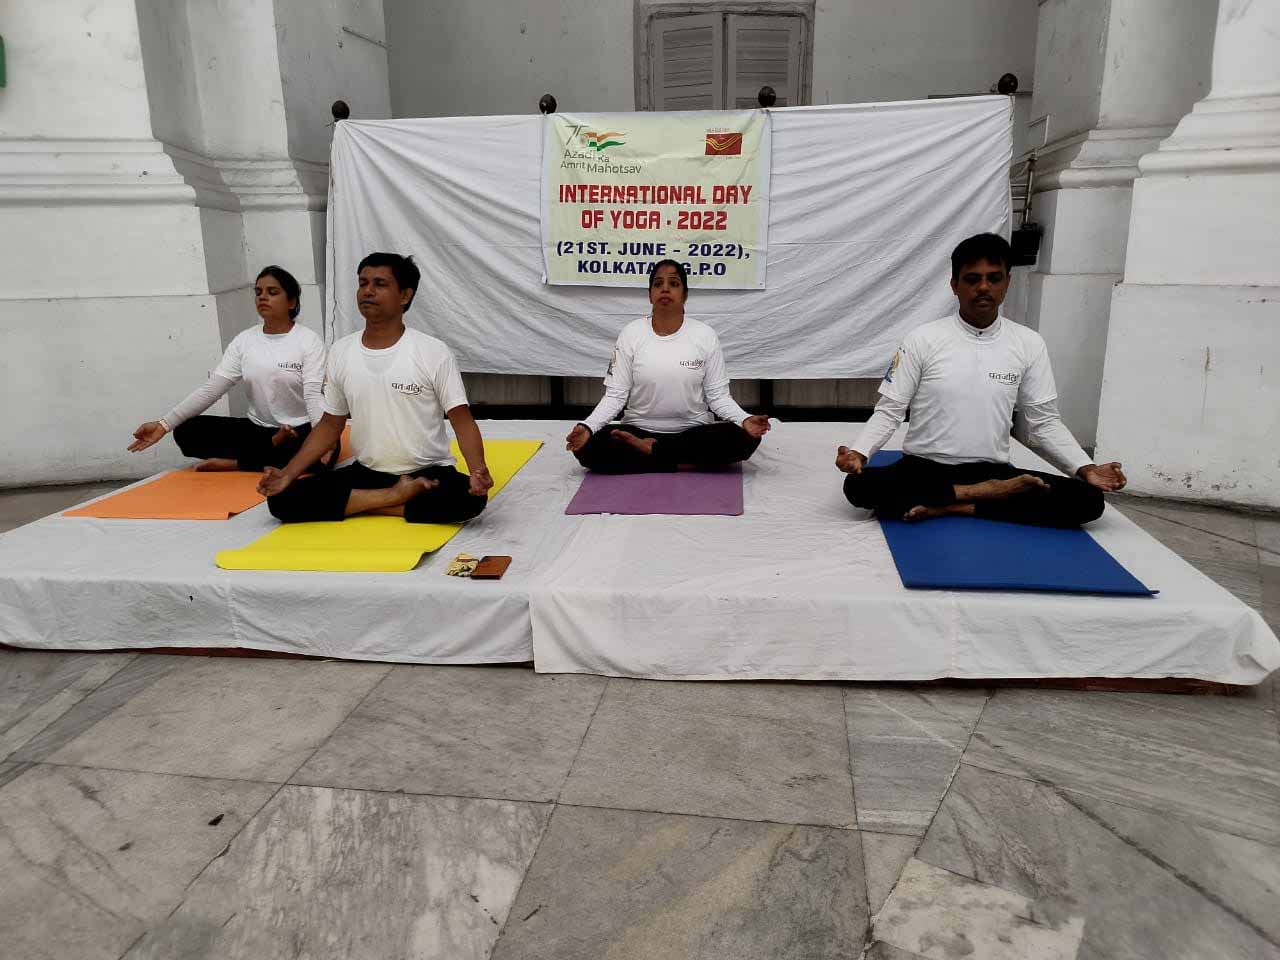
[[357, 252, 421, 311], [950, 233, 1012, 278]]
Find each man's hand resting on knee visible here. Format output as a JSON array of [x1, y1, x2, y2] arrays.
[[1076, 461, 1126, 492], [469, 466, 494, 497], [835, 446, 866, 474], [258, 466, 293, 497]]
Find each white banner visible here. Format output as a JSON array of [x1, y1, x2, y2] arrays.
[[541, 111, 771, 287], [326, 97, 1012, 378]]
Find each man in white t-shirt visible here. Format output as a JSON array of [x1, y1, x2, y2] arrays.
[[837, 233, 1126, 527], [259, 252, 493, 524]]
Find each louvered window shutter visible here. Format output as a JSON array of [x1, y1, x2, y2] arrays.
[[651, 14, 725, 110], [726, 14, 802, 107]]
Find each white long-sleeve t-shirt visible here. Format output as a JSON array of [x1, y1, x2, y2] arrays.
[[163, 323, 326, 430], [852, 313, 1092, 477], [581, 317, 751, 435]]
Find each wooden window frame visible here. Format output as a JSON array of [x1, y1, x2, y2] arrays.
[[634, 0, 815, 111]]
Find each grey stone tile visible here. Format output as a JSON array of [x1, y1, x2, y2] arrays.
[[1255, 518, 1280, 566], [1186, 557, 1263, 607], [11, 654, 187, 762], [1118, 501, 1258, 563], [862, 832, 919, 915], [124, 785, 550, 960], [293, 665, 606, 802], [917, 764, 1280, 958], [559, 679, 856, 828], [0, 480, 129, 533], [491, 804, 867, 960], [964, 689, 1280, 844], [1263, 563, 1280, 603], [863, 944, 928, 960], [0, 764, 276, 960], [873, 858, 1085, 959], [1, 649, 136, 758], [844, 686, 988, 835], [46, 658, 391, 782], [0, 760, 31, 788]]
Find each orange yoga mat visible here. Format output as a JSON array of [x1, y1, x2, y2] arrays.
[[65, 470, 266, 520]]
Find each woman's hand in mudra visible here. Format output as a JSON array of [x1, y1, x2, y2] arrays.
[[565, 424, 591, 452], [742, 415, 771, 439]]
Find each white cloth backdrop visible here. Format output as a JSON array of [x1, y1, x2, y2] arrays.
[[326, 96, 1012, 378]]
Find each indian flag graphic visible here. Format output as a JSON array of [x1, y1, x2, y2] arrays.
[[582, 130, 626, 152]]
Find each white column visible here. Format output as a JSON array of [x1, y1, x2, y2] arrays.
[[1095, 0, 1280, 509], [1020, 0, 1216, 447], [0, 0, 390, 486], [0, 0, 227, 485]]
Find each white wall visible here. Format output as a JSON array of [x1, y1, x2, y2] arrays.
[[386, 0, 1035, 117], [386, 0, 635, 117], [275, 0, 393, 162], [0, 0, 154, 140], [1030, 0, 1110, 141], [812, 0, 1037, 105]]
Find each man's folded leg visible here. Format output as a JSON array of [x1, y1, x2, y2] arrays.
[[267, 463, 392, 523], [972, 466, 1105, 528], [402, 465, 488, 523]]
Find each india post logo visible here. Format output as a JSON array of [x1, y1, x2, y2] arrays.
[[581, 130, 626, 153], [705, 132, 743, 156]]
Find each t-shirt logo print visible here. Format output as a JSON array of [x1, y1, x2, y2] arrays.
[[679, 358, 705, 369], [884, 351, 901, 384], [277, 361, 303, 372], [391, 381, 424, 396], [988, 371, 1019, 385]]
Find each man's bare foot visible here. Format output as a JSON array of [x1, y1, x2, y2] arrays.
[[389, 475, 437, 505], [346, 475, 439, 517], [902, 503, 976, 522], [904, 504, 947, 522], [611, 429, 656, 456], [956, 474, 1049, 501], [195, 458, 238, 472]]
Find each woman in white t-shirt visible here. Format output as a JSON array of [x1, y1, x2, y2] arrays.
[[566, 259, 770, 473], [127, 265, 330, 472]]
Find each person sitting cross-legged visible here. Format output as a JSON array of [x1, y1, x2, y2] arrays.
[[565, 258, 770, 472], [259, 252, 492, 523], [837, 232, 1125, 528], [128, 265, 329, 472]]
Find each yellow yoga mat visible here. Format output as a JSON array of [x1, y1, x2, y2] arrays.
[[215, 439, 542, 573]]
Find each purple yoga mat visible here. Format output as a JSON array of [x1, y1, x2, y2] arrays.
[[565, 467, 744, 516]]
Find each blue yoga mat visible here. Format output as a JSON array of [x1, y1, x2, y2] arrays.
[[869, 451, 1156, 596]]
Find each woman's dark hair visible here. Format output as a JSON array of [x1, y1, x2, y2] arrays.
[[256, 265, 302, 319], [648, 258, 689, 301]]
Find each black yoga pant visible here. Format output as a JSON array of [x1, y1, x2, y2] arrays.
[[173, 415, 316, 472], [843, 454, 1104, 528], [267, 461, 487, 524], [573, 421, 760, 474]]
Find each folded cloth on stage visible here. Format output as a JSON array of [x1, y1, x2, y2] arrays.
[[215, 439, 542, 572], [64, 470, 265, 520], [565, 466, 744, 516], [871, 452, 1157, 596]]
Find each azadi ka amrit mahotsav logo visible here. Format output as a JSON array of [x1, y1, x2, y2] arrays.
[[580, 129, 626, 153]]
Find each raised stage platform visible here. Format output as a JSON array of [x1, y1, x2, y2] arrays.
[[1, 421, 1276, 685]]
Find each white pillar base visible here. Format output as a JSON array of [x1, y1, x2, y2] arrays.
[[1096, 283, 1280, 510]]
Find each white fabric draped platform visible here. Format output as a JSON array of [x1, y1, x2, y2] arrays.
[[1, 421, 1277, 684]]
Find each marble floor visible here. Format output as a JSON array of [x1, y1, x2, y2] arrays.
[[0, 485, 1277, 959]]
